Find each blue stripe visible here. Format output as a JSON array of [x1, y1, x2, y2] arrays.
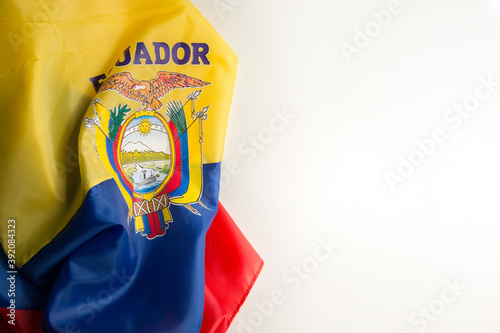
[[1, 163, 221, 333], [158, 210, 167, 230], [141, 214, 151, 236]]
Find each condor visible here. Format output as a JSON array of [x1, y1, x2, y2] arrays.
[[116, 41, 210, 66]]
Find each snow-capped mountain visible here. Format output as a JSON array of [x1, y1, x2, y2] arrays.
[[121, 141, 154, 154]]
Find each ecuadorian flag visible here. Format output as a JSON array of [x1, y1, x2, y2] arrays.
[[0, 1, 263, 332]]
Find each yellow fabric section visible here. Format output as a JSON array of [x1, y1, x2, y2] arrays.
[[0, 0, 237, 265], [79, 103, 114, 192], [134, 216, 145, 235], [162, 208, 173, 225]]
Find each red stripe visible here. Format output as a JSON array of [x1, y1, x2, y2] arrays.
[[201, 203, 264, 333], [113, 124, 134, 192], [152, 212, 165, 238], [147, 213, 157, 238], [163, 122, 182, 193], [0, 308, 44, 333], [144, 212, 166, 239]]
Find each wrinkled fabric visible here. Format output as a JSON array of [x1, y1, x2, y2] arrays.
[[0, 1, 262, 332]]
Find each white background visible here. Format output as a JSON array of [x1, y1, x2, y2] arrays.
[[190, 1, 500, 332]]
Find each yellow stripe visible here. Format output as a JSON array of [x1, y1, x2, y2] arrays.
[[0, 1, 237, 265]]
